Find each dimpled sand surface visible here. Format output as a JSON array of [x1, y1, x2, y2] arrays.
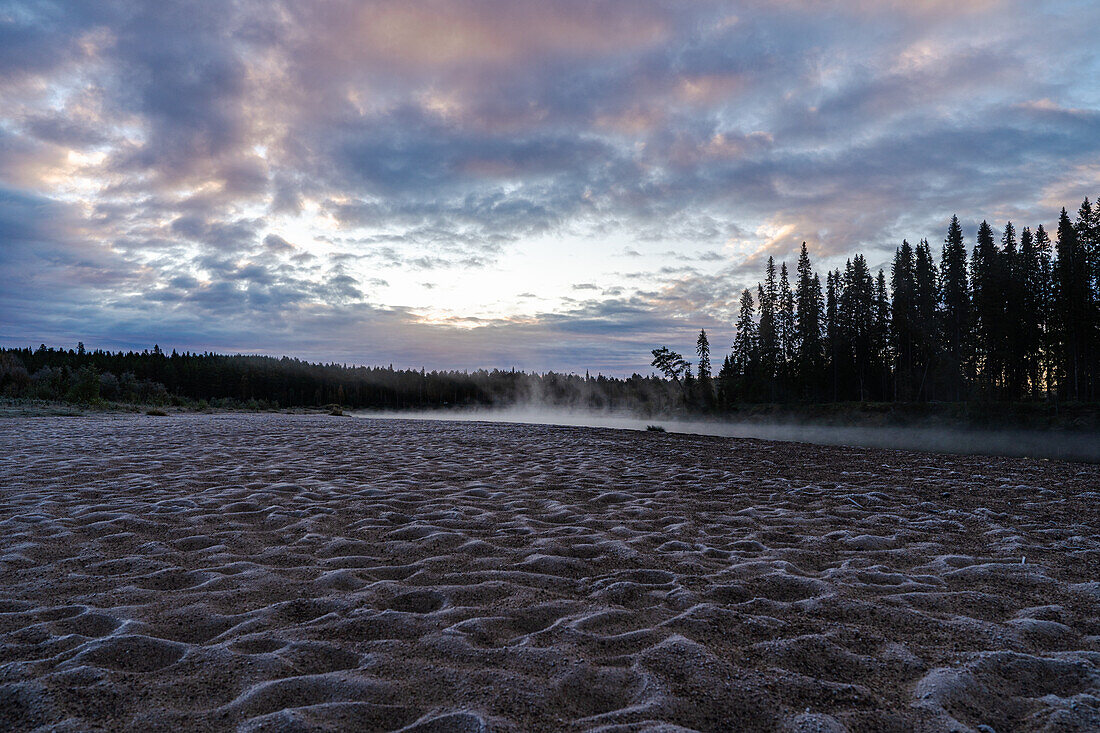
[[0, 414, 1098, 732]]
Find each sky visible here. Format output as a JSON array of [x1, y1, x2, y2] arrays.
[[2, 1, 1099, 375]]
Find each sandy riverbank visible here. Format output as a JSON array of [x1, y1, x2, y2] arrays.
[[1, 414, 1097, 731]]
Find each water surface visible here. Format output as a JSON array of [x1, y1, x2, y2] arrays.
[[357, 408, 1100, 462]]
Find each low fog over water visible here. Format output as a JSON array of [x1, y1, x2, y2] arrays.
[[357, 408, 1100, 463]]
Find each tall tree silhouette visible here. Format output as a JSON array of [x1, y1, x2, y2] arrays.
[[825, 270, 842, 402], [841, 256, 875, 400], [1075, 199, 1100, 400], [940, 215, 970, 400], [733, 288, 758, 401], [970, 220, 1001, 396], [647, 201, 1098, 408], [795, 243, 823, 398], [1001, 222, 1026, 399], [1053, 208, 1090, 399], [696, 329, 714, 408], [758, 258, 779, 397], [873, 269, 891, 400], [913, 239, 939, 400], [777, 262, 796, 396], [891, 240, 917, 399]]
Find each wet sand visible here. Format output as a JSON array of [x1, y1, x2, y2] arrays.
[[1, 414, 1098, 731]]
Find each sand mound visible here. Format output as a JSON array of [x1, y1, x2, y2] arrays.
[[1, 414, 1098, 731]]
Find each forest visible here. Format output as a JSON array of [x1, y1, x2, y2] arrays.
[[0, 345, 680, 412], [2, 199, 1098, 415], [655, 200, 1100, 408]]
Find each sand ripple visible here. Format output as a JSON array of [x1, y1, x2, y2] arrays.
[[1, 414, 1098, 731]]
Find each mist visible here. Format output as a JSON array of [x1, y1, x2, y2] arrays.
[[355, 407, 1100, 463]]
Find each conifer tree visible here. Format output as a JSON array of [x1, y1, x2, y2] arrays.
[[970, 220, 1000, 396], [1076, 198, 1100, 400], [842, 256, 875, 400], [913, 239, 939, 400], [696, 329, 712, 381], [940, 215, 970, 400], [695, 329, 714, 407], [733, 289, 758, 401], [758, 258, 779, 390], [778, 262, 796, 394], [716, 354, 735, 408], [825, 270, 842, 401], [795, 243, 823, 398], [1054, 207, 1090, 399], [1032, 224, 1054, 395], [874, 269, 891, 399], [891, 240, 917, 399], [1001, 222, 1025, 399]]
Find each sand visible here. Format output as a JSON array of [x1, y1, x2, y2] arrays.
[[0, 414, 1097, 732]]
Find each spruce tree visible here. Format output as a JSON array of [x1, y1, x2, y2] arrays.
[[716, 355, 734, 408], [874, 269, 891, 400], [1076, 198, 1100, 400], [696, 329, 714, 407], [1001, 222, 1025, 399], [758, 258, 779, 391], [733, 289, 758, 401], [842, 256, 875, 400], [696, 329, 712, 380], [778, 262, 796, 395], [825, 270, 842, 401], [795, 243, 823, 398], [1054, 207, 1090, 399], [914, 239, 938, 401], [970, 220, 1000, 396], [1033, 224, 1054, 395], [891, 240, 917, 399], [940, 215, 970, 400]]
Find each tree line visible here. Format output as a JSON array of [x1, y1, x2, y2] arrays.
[[654, 200, 1100, 405], [0, 344, 682, 412]]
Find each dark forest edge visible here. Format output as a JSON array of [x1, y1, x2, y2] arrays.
[[2, 344, 1098, 431], [653, 199, 1100, 413]]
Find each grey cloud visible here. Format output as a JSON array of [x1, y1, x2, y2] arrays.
[[3, 0, 1100, 374], [263, 233, 294, 252]]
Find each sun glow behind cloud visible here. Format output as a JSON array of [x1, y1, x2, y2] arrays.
[[1, 0, 1099, 373]]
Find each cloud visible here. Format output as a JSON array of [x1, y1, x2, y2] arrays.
[[2, 0, 1099, 373]]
